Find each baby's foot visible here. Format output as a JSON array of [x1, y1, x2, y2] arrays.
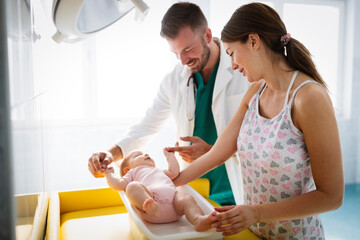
[[143, 198, 160, 217], [194, 211, 218, 232]]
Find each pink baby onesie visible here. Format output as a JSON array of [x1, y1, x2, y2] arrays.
[[237, 71, 324, 240], [122, 165, 181, 223]]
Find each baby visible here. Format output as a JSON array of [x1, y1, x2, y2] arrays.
[[104, 148, 217, 231]]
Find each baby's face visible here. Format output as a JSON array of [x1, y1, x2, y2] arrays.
[[128, 151, 155, 169]]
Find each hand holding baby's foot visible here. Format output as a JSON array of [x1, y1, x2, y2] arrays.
[[194, 211, 218, 232], [143, 198, 160, 217]]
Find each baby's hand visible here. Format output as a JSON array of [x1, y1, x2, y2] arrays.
[[163, 148, 175, 158], [105, 166, 114, 174]]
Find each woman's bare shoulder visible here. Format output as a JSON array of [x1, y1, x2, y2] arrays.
[[292, 77, 333, 130], [242, 80, 264, 107]]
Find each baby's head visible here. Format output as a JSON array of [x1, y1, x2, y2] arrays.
[[120, 151, 155, 176]]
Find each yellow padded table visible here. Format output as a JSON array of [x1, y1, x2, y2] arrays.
[[47, 179, 260, 240]]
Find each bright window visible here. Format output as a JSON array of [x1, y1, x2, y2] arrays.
[[23, 0, 349, 125], [211, 0, 347, 116], [94, 1, 176, 121], [283, 1, 343, 113], [26, 0, 177, 125]]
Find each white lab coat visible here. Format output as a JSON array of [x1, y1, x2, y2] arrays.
[[117, 40, 249, 204]]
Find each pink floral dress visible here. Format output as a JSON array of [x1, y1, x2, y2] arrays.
[[237, 71, 324, 240]]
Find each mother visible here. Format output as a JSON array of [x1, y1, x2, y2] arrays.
[[173, 3, 344, 239]]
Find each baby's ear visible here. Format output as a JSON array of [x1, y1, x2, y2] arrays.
[[123, 167, 130, 175]]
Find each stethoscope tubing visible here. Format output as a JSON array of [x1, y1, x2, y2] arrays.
[[186, 75, 196, 121]]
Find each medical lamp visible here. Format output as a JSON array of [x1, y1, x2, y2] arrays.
[[52, 0, 149, 43]]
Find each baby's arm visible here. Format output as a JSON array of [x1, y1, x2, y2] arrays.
[[162, 148, 180, 180], [105, 167, 129, 191]]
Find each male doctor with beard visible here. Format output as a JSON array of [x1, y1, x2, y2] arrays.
[[88, 2, 249, 206]]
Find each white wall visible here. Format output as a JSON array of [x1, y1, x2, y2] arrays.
[[8, 0, 360, 198], [337, 0, 360, 183]]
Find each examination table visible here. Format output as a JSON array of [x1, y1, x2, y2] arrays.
[[46, 179, 260, 240]]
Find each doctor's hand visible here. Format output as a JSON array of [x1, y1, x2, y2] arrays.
[[88, 151, 113, 178], [167, 136, 212, 163], [212, 205, 258, 236]]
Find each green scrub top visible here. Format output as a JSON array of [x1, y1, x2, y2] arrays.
[[193, 59, 236, 206]]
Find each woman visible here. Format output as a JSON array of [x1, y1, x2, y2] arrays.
[[173, 3, 344, 239]]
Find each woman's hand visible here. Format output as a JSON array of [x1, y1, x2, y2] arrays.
[[212, 205, 259, 236]]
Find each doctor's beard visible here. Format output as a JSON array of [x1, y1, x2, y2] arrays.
[[189, 37, 211, 74]]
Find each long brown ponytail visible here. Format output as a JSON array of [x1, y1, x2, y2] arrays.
[[221, 3, 327, 89]]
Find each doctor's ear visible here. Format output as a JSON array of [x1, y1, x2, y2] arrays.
[[203, 28, 212, 44], [248, 33, 261, 50]]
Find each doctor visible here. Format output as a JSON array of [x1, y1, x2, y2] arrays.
[[88, 2, 249, 206]]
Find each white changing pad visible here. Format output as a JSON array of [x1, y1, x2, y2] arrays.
[[119, 184, 223, 240]]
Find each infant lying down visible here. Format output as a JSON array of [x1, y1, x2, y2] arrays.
[[104, 148, 217, 231]]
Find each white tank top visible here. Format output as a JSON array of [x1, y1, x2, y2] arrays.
[[237, 71, 325, 239]]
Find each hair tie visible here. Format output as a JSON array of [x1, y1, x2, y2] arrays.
[[280, 33, 291, 46], [280, 33, 291, 56]]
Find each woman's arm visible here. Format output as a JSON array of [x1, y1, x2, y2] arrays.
[[173, 82, 261, 187], [214, 83, 344, 236]]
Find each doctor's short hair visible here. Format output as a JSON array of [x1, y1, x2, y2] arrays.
[[160, 2, 208, 39]]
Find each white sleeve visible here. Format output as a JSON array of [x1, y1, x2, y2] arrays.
[[116, 76, 172, 157]]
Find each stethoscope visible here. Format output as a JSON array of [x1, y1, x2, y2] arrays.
[[186, 75, 197, 121]]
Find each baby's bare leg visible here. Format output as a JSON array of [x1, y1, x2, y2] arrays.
[[174, 192, 217, 232], [126, 182, 160, 216]]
